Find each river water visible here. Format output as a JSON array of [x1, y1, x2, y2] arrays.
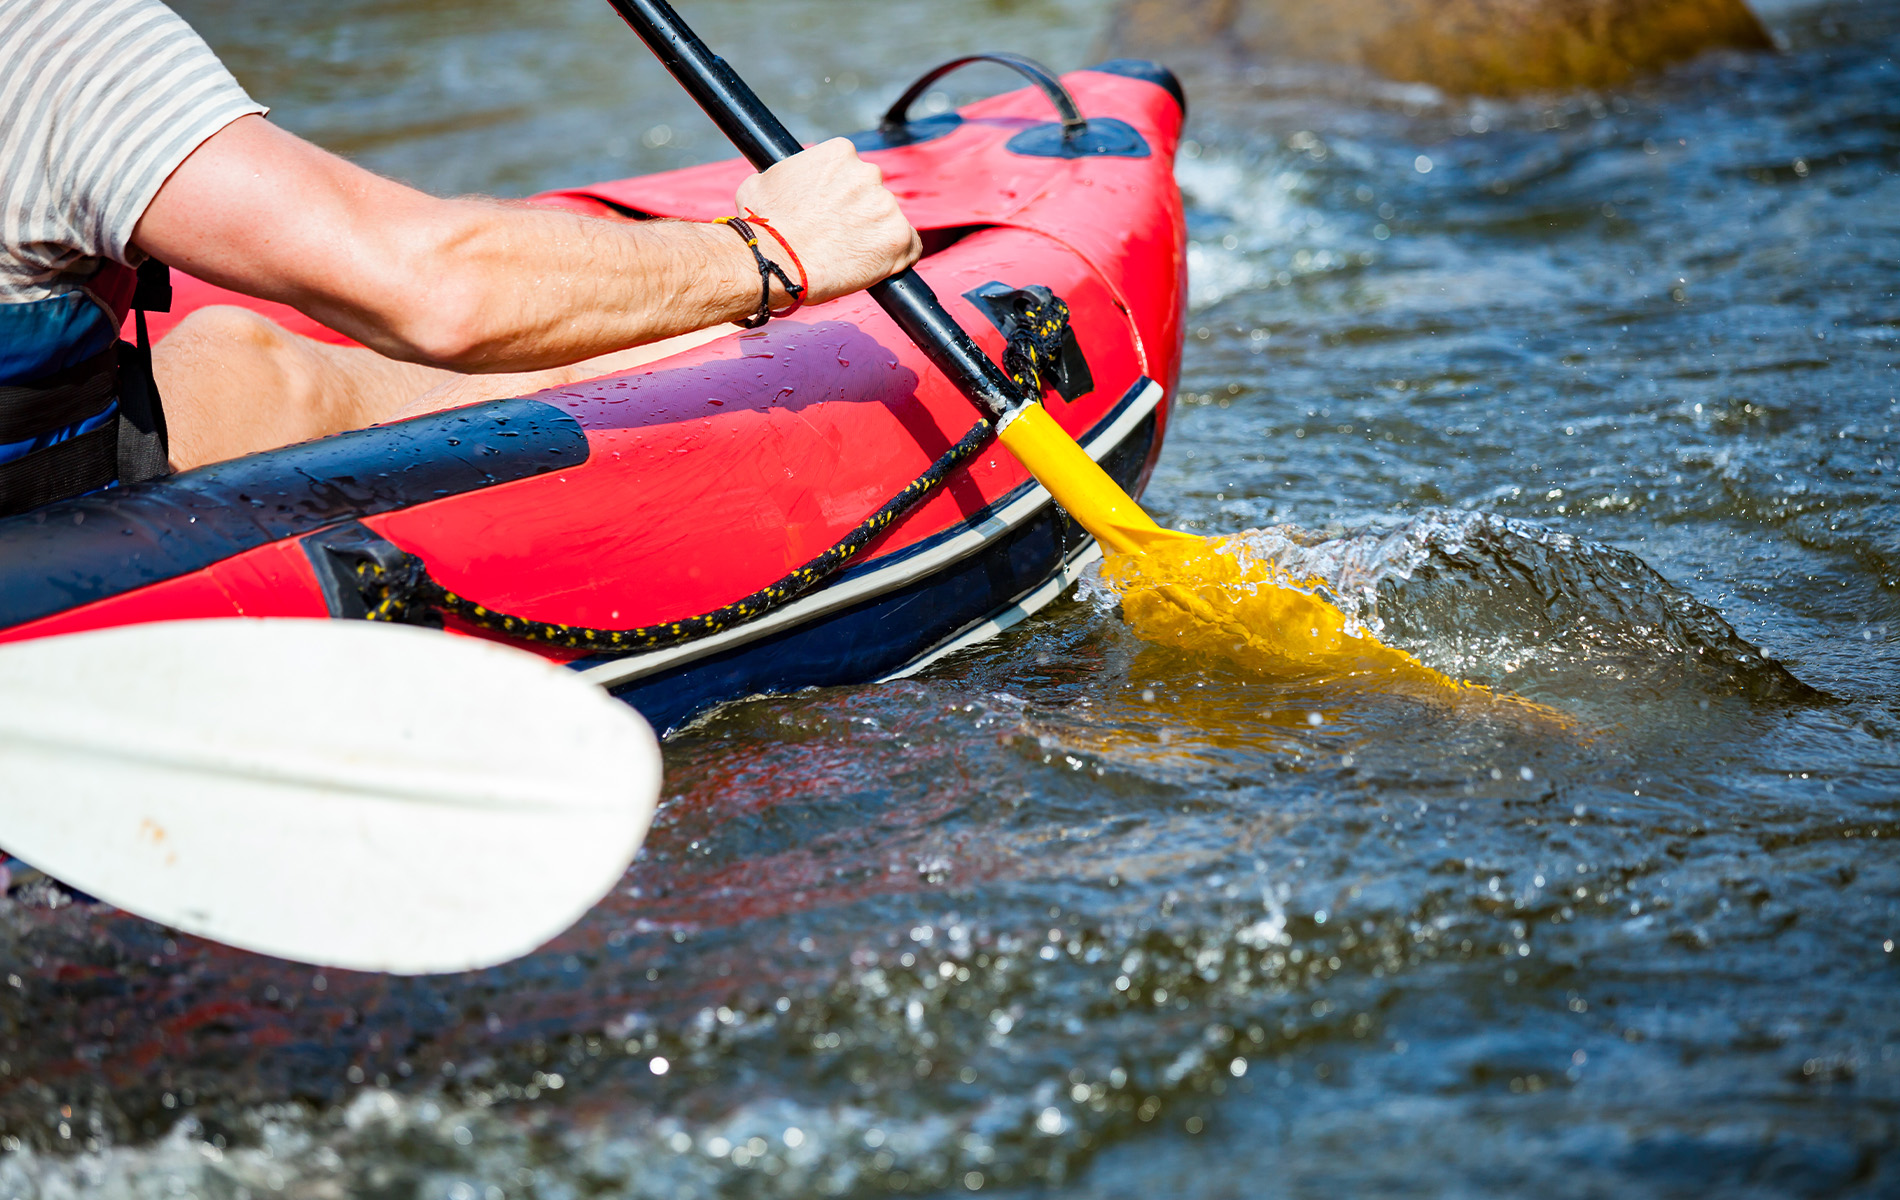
[[3, 0, 1897, 1196]]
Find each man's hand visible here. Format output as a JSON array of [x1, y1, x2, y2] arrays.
[[734, 138, 922, 306]]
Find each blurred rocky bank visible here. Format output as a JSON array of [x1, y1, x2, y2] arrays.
[[1104, 0, 1774, 92]]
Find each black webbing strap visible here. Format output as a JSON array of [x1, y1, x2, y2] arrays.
[[0, 348, 121, 516], [0, 422, 120, 516], [0, 348, 118, 441], [117, 258, 172, 484]]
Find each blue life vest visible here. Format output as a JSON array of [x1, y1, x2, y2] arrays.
[[0, 261, 170, 516]]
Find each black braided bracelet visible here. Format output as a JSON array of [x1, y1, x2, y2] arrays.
[[714, 214, 804, 329]]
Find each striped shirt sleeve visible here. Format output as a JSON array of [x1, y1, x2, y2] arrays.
[[0, 0, 267, 301]]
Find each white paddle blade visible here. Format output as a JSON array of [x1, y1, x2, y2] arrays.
[[0, 619, 660, 974]]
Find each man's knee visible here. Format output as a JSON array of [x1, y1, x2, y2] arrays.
[[156, 304, 330, 414], [161, 304, 299, 359], [153, 305, 331, 470], [155, 303, 448, 463]]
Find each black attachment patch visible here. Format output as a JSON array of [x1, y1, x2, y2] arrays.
[[1005, 117, 1149, 159], [303, 521, 438, 624], [847, 113, 962, 153], [963, 282, 1094, 401]]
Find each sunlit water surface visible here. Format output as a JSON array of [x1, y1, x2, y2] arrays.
[[3, 0, 1897, 1195]]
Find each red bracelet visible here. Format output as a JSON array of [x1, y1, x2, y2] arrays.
[[743, 209, 809, 317]]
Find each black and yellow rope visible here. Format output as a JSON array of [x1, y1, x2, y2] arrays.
[[354, 419, 992, 653], [350, 290, 1071, 657], [1002, 293, 1070, 398]]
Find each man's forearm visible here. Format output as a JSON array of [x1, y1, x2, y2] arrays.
[[133, 116, 917, 374], [301, 200, 779, 372]]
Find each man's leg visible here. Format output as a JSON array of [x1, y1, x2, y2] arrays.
[[383, 322, 736, 423], [155, 306, 740, 471], [155, 305, 453, 470]]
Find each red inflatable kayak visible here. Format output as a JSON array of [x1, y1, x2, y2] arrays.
[[0, 59, 1186, 733]]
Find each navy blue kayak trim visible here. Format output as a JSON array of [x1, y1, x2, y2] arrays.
[[1084, 59, 1187, 117], [0, 398, 587, 631], [608, 405, 1159, 733]]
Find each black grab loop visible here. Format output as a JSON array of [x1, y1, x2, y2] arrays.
[[869, 51, 1151, 160], [880, 52, 1085, 146]]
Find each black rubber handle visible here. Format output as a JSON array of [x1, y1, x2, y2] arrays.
[[602, 0, 1026, 416], [881, 53, 1085, 143]]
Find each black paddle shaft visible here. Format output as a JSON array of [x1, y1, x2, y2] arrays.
[[603, 0, 1026, 416]]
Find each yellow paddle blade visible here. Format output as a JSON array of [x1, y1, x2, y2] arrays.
[[1099, 536, 1464, 691], [996, 401, 1458, 689], [1103, 539, 1586, 731], [995, 402, 1584, 728]]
